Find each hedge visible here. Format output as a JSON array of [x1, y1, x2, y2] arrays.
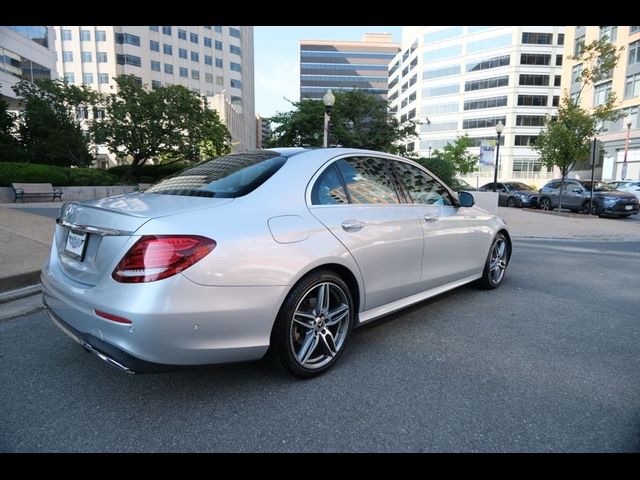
[[0, 162, 118, 187]]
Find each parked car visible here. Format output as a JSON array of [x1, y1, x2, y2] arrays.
[[538, 179, 639, 217], [478, 181, 539, 208], [608, 180, 640, 200], [42, 148, 511, 379], [449, 178, 477, 192]]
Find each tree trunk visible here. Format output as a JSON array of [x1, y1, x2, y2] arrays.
[[558, 173, 566, 213]]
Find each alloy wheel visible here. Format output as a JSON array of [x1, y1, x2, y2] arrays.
[[489, 238, 508, 285], [289, 282, 350, 370]]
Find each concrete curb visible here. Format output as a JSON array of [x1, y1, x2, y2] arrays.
[[0, 271, 42, 295], [0, 283, 42, 304]]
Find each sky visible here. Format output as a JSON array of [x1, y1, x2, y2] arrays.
[[253, 26, 402, 119]]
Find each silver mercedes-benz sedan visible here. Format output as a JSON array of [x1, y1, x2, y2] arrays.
[[42, 148, 511, 378]]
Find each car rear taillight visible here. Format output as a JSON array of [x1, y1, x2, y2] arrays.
[[112, 235, 216, 283]]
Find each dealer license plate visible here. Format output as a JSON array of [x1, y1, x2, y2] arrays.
[[625, 205, 633, 210], [65, 230, 88, 260]]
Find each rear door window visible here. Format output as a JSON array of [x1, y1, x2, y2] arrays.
[[335, 157, 400, 204]]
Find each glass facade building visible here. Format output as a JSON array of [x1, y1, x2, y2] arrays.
[[299, 33, 398, 100]]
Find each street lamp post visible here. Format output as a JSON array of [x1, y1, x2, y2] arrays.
[[428, 143, 432, 158], [323, 89, 335, 148], [621, 116, 632, 180], [493, 121, 504, 192]]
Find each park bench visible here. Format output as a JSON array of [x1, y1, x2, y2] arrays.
[[11, 183, 63, 203]]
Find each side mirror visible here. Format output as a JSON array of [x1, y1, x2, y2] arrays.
[[458, 191, 475, 208]]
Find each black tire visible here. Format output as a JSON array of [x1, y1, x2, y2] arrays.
[[477, 233, 510, 290], [269, 270, 354, 379], [540, 198, 552, 211], [507, 197, 517, 208], [581, 200, 599, 215]]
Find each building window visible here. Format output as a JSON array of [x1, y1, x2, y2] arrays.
[[81, 51, 92, 63], [150, 40, 159, 52], [64, 72, 75, 83], [151, 60, 161, 72], [463, 96, 508, 110], [82, 73, 94, 84], [423, 83, 460, 97], [520, 53, 551, 65], [554, 75, 562, 87], [149, 26, 159, 32], [205, 55, 212, 65], [522, 32, 552, 45], [229, 27, 241, 39], [424, 44, 462, 63], [424, 26, 463, 44], [215, 58, 223, 68], [467, 34, 512, 53], [557, 33, 564, 45], [215, 40, 222, 51], [625, 73, 640, 99], [191, 69, 200, 80], [517, 95, 548, 106], [465, 75, 509, 91], [205, 72, 213, 83], [163, 26, 172, 36], [552, 95, 559, 107], [514, 135, 538, 146], [230, 96, 242, 106], [230, 61, 241, 72], [556, 55, 563, 66], [519, 74, 550, 86], [204, 37, 212, 48], [572, 64, 583, 84], [516, 115, 547, 127], [152, 80, 161, 90], [178, 29, 187, 40], [424, 64, 461, 80], [629, 41, 640, 66], [63, 51, 73, 62], [179, 67, 188, 78], [230, 78, 241, 88], [465, 54, 510, 72], [462, 116, 506, 130], [164, 63, 173, 74], [163, 44, 172, 55], [599, 26, 617, 42], [214, 26, 222, 34], [593, 81, 613, 106], [216, 75, 224, 85], [574, 34, 585, 56], [190, 32, 198, 43], [179, 48, 187, 59], [116, 54, 142, 67], [80, 29, 91, 42], [115, 33, 140, 47], [98, 73, 109, 84], [631, 26, 640, 34], [62, 29, 72, 41], [191, 51, 199, 62]]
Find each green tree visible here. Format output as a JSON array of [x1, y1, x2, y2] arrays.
[[93, 75, 231, 176], [534, 38, 622, 213], [267, 90, 418, 153], [433, 134, 479, 175], [0, 95, 23, 162], [415, 156, 457, 186], [12, 79, 96, 166]]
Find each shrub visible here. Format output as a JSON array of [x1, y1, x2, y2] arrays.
[[0, 162, 117, 186]]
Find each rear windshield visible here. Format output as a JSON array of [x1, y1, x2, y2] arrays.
[[145, 151, 286, 198]]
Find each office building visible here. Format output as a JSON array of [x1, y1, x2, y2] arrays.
[[389, 26, 565, 187], [562, 26, 640, 181], [256, 115, 272, 148], [0, 26, 56, 109], [52, 25, 255, 156], [300, 33, 398, 100]]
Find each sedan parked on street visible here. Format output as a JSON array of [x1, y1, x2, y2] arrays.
[[538, 179, 639, 217], [608, 180, 640, 200], [478, 181, 539, 208], [42, 148, 511, 378]]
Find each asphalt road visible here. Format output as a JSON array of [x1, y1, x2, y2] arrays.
[[1, 238, 639, 452]]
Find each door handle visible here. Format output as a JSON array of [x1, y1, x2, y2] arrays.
[[424, 215, 439, 223], [341, 220, 365, 232]]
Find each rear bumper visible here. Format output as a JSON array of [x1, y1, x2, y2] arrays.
[[41, 266, 288, 372], [602, 202, 639, 216]]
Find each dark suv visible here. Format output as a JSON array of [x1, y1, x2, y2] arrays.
[[538, 179, 639, 217]]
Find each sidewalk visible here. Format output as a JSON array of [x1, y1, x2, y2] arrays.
[[0, 203, 638, 298], [0, 205, 55, 293]]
